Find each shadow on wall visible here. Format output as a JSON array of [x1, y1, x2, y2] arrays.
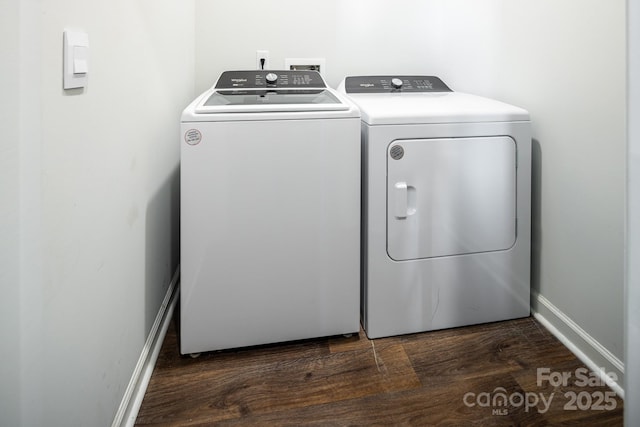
[[145, 165, 180, 336], [530, 138, 542, 307]]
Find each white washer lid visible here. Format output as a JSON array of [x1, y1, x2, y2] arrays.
[[182, 70, 361, 122], [182, 87, 360, 122]]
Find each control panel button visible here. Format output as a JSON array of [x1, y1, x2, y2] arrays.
[[391, 78, 403, 89], [266, 73, 278, 84]]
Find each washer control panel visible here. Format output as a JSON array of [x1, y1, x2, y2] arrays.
[[344, 76, 452, 93], [215, 70, 327, 89]]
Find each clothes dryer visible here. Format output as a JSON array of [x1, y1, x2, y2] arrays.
[[339, 75, 531, 339], [180, 70, 361, 354]]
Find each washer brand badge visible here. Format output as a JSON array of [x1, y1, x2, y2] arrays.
[[360, 83, 375, 88], [231, 78, 247, 83], [184, 129, 202, 146]]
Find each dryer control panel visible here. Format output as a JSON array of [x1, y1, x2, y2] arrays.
[[344, 76, 452, 93], [215, 70, 327, 89]]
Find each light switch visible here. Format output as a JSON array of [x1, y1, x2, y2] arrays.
[[72, 46, 88, 74], [64, 30, 89, 89], [73, 59, 88, 74]]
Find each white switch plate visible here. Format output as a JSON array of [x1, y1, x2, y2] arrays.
[[64, 29, 89, 90]]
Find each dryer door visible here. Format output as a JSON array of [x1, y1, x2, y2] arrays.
[[387, 137, 516, 261]]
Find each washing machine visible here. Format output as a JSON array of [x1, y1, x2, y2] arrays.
[[180, 70, 361, 354], [338, 75, 531, 339]]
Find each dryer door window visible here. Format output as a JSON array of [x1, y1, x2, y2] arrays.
[[387, 137, 516, 261]]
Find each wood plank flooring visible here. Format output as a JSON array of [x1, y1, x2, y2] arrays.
[[136, 315, 623, 426]]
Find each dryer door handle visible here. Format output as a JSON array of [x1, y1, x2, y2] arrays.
[[394, 182, 408, 219]]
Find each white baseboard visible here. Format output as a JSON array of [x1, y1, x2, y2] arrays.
[[112, 266, 180, 427], [532, 292, 624, 398]]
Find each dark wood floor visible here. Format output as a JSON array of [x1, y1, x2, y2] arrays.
[[136, 314, 623, 426]]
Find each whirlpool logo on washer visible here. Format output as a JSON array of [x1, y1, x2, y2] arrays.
[[184, 129, 202, 146]]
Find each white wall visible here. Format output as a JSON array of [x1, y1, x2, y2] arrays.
[[0, 0, 22, 424], [196, 0, 627, 384], [626, 0, 640, 423], [195, 0, 524, 93], [0, 0, 195, 425], [500, 1, 626, 386]]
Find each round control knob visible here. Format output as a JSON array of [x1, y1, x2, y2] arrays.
[[265, 73, 278, 84], [391, 78, 403, 89]]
